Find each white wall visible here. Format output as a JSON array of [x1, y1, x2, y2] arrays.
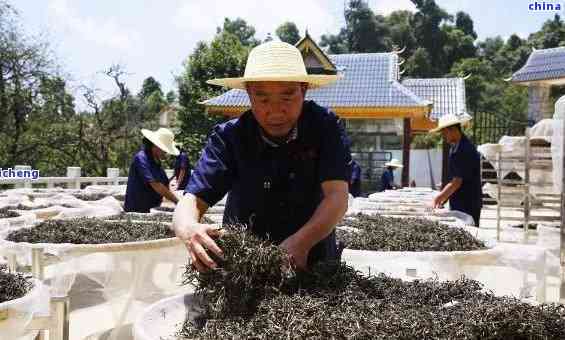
[[384, 149, 442, 189]]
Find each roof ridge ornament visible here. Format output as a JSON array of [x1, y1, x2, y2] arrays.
[[392, 45, 406, 55]]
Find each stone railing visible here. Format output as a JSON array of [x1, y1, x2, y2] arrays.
[[0, 166, 175, 189]]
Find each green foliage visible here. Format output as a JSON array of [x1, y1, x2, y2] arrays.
[[275, 22, 300, 45], [411, 132, 441, 149], [138, 76, 162, 100], [176, 28, 250, 163], [218, 18, 260, 47], [320, 0, 389, 53]]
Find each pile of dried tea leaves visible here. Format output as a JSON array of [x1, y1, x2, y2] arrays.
[[107, 212, 213, 224], [0, 265, 33, 303], [112, 194, 125, 201], [72, 193, 108, 201], [0, 207, 20, 218], [180, 228, 565, 340], [337, 213, 486, 251], [5, 217, 174, 244], [183, 225, 293, 320], [2, 204, 73, 211], [153, 206, 175, 212]]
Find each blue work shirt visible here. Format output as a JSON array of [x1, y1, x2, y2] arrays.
[[448, 135, 482, 223], [349, 160, 362, 197], [187, 100, 352, 265], [124, 149, 169, 213], [174, 151, 192, 191], [381, 168, 395, 191]]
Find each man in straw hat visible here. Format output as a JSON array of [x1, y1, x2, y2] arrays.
[[381, 158, 403, 191], [173, 41, 352, 271], [429, 114, 482, 226], [124, 128, 180, 213]]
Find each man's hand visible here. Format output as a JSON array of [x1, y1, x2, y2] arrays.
[[432, 196, 444, 209], [175, 222, 224, 272], [280, 235, 310, 270]]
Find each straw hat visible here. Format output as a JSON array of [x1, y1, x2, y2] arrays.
[[206, 41, 340, 89], [141, 128, 180, 156], [430, 114, 472, 133], [384, 159, 403, 168]]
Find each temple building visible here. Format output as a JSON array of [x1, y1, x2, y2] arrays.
[[203, 33, 468, 192], [511, 46, 565, 124]]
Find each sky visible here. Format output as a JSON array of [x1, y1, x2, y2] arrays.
[[9, 0, 564, 110]]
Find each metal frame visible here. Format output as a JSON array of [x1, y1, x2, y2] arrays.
[[8, 249, 70, 340], [26, 296, 70, 340], [480, 129, 562, 242]]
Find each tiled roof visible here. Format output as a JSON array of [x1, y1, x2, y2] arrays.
[[203, 53, 431, 109], [402, 78, 468, 120], [511, 47, 565, 83]]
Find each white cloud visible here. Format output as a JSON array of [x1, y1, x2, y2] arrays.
[[47, 0, 141, 51], [173, 0, 341, 42]]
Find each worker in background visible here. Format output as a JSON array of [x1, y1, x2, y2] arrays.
[[124, 128, 180, 213], [172, 145, 192, 191], [349, 159, 362, 197], [380, 159, 403, 191], [430, 114, 482, 227]]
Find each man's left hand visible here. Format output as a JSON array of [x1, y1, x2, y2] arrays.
[[280, 235, 310, 270]]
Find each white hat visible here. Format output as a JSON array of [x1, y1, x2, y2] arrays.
[[384, 159, 403, 168], [206, 41, 340, 90], [141, 128, 180, 156], [430, 114, 472, 133]]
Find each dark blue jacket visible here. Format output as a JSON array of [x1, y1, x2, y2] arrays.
[[448, 135, 482, 219], [124, 149, 169, 213], [186, 101, 352, 264], [381, 168, 395, 191], [174, 151, 192, 191]]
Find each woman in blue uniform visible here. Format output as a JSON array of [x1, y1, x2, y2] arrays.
[[172, 146, 192, 191], [380, 159, 403, 191], [124, 128, 180, 213], [430, 114, 482, 226]]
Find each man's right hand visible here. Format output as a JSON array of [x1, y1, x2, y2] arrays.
[[175, 223, 224, 272]]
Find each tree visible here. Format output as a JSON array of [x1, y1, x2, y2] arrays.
[[218, 18, 260, 47], [320, 0, 389, 53], [405, 47, 432, 77], [0, 1, 73, 168], [138, 76, 162, 100], [410, 0, 452, 75], [385, 10, 417, 55], [176, 30, 250, 162], [275, 22, 301, 45], [455, 11, 477, 40], [166, 90, 177, 104], [528, 14, 565, 49]]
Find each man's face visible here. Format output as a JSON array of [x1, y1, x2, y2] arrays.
[[247, 82, 307, 138], [441, 125, 459, 145]]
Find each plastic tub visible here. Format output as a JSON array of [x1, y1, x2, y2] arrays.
[[134, 292, 200, 340]]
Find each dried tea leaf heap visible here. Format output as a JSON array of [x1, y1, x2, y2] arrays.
[[6, 217, 174, 244], [0, 207, 20, 219], [180, 227, 565, 340], [0, 266, 33, 304], [337, 213, 486, 251]]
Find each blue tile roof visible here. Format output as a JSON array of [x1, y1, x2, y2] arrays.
[[203, 53, 431, 109], [511, 47, 565, 83], [402, 78, 468, 120]]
